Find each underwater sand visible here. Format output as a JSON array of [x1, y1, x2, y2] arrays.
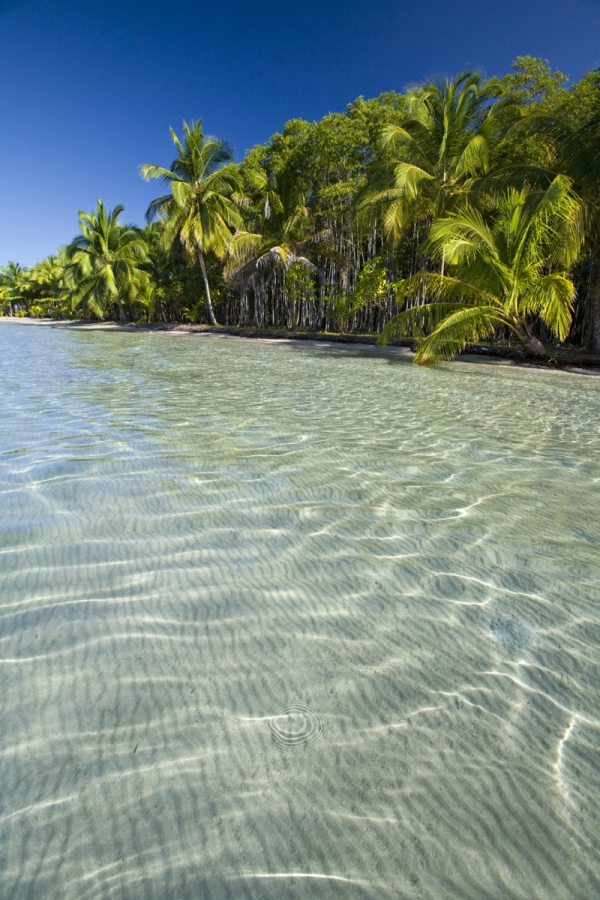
[[1, 323, 600, 899]]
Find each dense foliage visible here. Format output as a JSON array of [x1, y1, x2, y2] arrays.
[[2, 57, 600, 361]]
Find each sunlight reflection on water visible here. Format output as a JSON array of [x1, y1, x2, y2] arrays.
[[1, 323, 600, 899]]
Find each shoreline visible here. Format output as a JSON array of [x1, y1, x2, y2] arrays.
[[2, 317, 600, 377]]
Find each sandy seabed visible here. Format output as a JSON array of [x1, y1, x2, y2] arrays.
[[1, 320, 600, 899]]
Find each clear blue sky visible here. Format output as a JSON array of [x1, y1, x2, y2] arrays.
[[1, 0, 600, 265]]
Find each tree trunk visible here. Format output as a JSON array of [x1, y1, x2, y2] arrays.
[[117, 297, 127, 322], [198, 248, 217, 326], [587, 258, 600, 353], [8, 301, 13, 317], [520, 331, 546, 358]]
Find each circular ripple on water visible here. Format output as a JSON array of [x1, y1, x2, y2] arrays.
[[266, 704, 325, 750]]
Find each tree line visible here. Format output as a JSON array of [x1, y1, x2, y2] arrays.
[[2, 56, 600, 363]]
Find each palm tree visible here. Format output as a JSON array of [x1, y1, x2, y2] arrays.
[[477, 92, 600, 350], [0, 261, 28, 316], [381, 176, 583, 363], [227, 166, 317, 270], [358, 71, 523, 252], [226, 164, 338, 327], [140, 120, 243, 326], [25, 251, 70, 316], [66, 200, 148, 321]]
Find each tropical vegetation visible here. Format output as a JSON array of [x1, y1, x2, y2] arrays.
[[65, 201, 149, 322], [140, 120, 243, 326], [3, 57, 600, 363], [382, 176, 583, 362]]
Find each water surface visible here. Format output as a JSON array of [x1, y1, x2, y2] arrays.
[[1, 323, 600, 899]]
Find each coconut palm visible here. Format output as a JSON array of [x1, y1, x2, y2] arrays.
[[226, 166, 319, 277], [226, 164, 341, 326], [0, 261, 28, 316], [66, 201, 148, 321], [140, 120, 243, 326], [358, 71, 524, 250], [477, 93, 600, 350], [25, 251, 70, 316], [382, 176, 583, 363]]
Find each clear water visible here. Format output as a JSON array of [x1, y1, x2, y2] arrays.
[[1, 322, 600, 899]]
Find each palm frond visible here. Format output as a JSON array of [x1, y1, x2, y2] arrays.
[[394, 272, 499, 307], [380, 302, 468, 343], [520, 273, 575, 339], [455, 134, 489, 177], [413, 305, 511, 364]]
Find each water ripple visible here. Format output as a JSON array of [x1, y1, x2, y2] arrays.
[[1, 324, 600, 899], [266, 704, 326, 750]]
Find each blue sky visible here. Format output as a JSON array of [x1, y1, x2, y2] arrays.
[[1, 0, 600, 265]]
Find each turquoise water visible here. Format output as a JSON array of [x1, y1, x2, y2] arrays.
[[1, 322, 600, 899]]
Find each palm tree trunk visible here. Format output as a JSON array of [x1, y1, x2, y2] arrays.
[[117, 297, 127, 322], [198, 248, 217, 326], [520, 328, 546, 358]]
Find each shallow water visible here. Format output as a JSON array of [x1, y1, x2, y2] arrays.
[[1, 322, 600, 899]]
